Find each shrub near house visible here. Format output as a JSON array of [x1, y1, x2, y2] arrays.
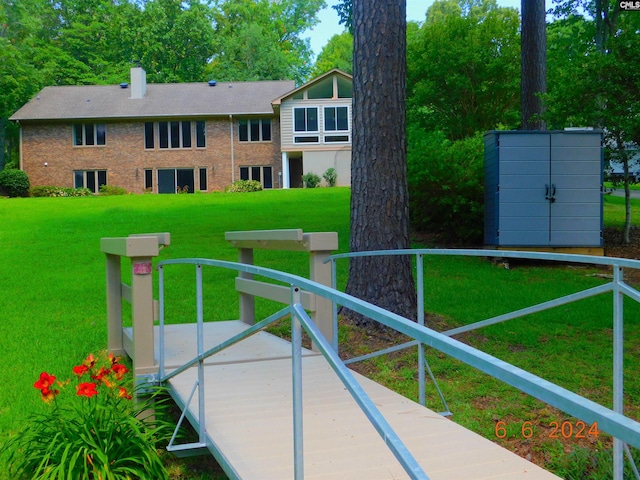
[[0, 169, 30, 197]]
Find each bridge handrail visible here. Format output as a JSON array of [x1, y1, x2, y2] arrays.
[[324, 247, 640, 480], [156, 253, 640, 479]]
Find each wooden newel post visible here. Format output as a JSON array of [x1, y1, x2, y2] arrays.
[[101, 233, 170, 377], [225, 229, 338, 350]]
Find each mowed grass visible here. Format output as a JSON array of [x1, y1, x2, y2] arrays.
[[1, 189, 639, 478], [0, 189, 351, 439]]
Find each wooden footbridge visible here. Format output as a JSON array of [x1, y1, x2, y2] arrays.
[[100, 230, 640, 480]]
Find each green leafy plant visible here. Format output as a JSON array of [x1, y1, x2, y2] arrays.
[[407, 127, 484, 244], [322, 168, 338, 187], [225, 179, 263, 192], [99, 185, 128, 196], [302, 172, 321, 188], [30, 186, 93, 197], [0, 168, 30, 197], [5, 352, 170, 480]]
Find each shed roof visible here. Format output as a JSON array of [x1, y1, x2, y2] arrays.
[[10, 80, 296, 122]]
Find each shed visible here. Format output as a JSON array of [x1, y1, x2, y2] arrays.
[[484, 130, 603, 250]]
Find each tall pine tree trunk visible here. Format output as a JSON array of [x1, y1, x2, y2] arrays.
[[521, 0, 547, 130], [345, 0, 417, 327]]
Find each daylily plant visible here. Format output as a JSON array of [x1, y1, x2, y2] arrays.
[[7, 352, 170, 479]]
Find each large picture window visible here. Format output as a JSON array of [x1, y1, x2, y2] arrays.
[[74, 170, 106, 193], [73, 124, 106, 146], [293, 107, 319, 144], [324, 106, 350, 143], [239, 165, 273, 189], [145, 121, 205, 149], [239, 119, 272, 142]]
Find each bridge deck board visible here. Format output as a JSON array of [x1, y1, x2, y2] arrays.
[[134, 321, 561, 480]]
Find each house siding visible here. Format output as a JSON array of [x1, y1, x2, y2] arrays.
[[20, 117, 282, 193], [280, 98, 352, 152]]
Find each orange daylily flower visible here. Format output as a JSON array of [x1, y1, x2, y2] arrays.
[[118, 387, 132, 400], [72, 364, 89, 377], [34, 372, 56, 392], [111, 363, 129, 380], [76, 382, 98, 398]]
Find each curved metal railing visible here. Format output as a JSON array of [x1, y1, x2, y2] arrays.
[[155, 249, 640, 479]]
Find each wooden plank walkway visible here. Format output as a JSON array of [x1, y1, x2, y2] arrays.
[[134, 321, 562, 480]]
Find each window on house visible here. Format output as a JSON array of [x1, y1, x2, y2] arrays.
[[144, 169, 153, 190], [74, 170, 106, 193], [324, 106, 349, 131], [239, 119, 272, 142], [157, 168, 195, 194], [199, 168, 207, 191], [294, 107, 319, 144], [144, 123, 154, 149], [324, 106, 350, 143], [196, 121, 206, 148], [147, 121, 203, 149], [73, 124, 106, 146], [239, 166, 273, 189]]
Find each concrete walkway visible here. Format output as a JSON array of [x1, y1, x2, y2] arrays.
[[608, 188, 640, 199]]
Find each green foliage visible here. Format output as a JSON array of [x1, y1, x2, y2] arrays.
[[302, 172, 321, 188], [407, 0, 520, 140], [322, 168, 337, 187], [407, 128, 484, 244], [0, 168, 30, 197], [98, 184, 128, 196], [545, 442, 638, 480], [208, 0, 324, 84], [4, 353, 170, 480], [224, 179, 263, 193], [310, 32, 353, 77], [30, 186, 93, 197]]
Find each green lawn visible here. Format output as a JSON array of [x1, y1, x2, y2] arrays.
[[0, 189, 638, 479]]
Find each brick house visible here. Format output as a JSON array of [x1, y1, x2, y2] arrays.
[[10, 67, 352, 193]]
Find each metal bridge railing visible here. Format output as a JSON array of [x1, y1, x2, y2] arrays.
[[155, 250, 640, 480], [326, 248, 640, 480]]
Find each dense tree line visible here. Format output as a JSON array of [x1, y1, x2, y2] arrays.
[[325, 0, 639, 243], [0, 0, 324, 168]]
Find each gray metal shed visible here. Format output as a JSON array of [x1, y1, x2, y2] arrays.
[[484, 130, 603, 248]]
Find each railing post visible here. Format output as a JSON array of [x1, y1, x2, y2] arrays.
[[613, 264, 624, 480], [239, 247, 255, 325], [291, 286, 304, 480], [310, 247, 334, 348], [101, 233, 170, 378], [106, 253, 124, 356], [130, 255, 155, 376]]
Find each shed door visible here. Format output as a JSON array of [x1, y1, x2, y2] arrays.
[[549, 133, 602, 246], [498, 133, 551, 246]]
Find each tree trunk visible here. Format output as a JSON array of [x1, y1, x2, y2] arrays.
[[345, 0, 417, 328], [521, 0, 547, 130]]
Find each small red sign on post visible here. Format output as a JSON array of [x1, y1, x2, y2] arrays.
[[133, 262, 152, 275]]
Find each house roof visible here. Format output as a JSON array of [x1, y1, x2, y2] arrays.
[[272, 69, 353, 106], [10, 79, 296, 122]]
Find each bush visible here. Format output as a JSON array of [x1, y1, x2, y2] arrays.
[[99, 184, 128, 196], [225, 180, 263, 193], [0, 169, 30, 197], [323, 168, 338, 187], [302, 172, 321, 188], [407, 128, 484, 244], [30, 186, 93, 197]]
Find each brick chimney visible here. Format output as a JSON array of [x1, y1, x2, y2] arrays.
[[130, 66, 146, 99]]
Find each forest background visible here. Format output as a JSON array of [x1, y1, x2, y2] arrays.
[[1, 0, 639, 243]]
